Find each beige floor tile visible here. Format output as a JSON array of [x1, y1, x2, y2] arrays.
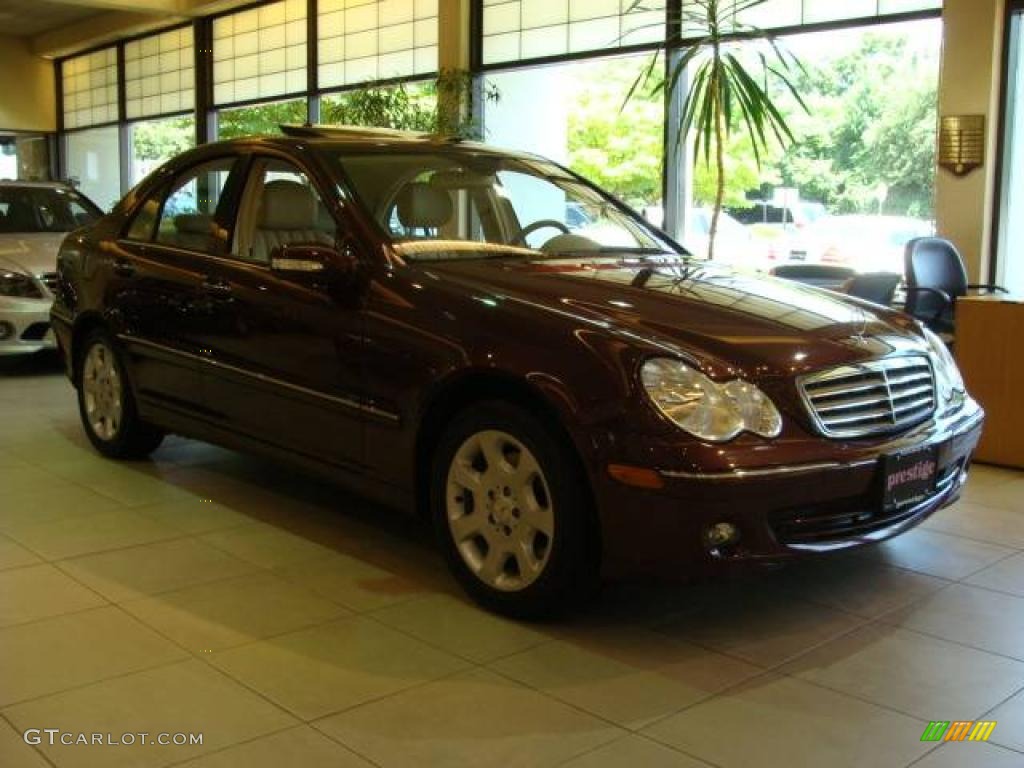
[[966, 552, 1024, 597], [76, 467, 199, 508], [210, 615, 469, 720], [316, 668, 623, 767], [642, 673, 931, 768], [561, 735, 711, 768], [371, 594, 549, 662], [913, 742, 1024, 768], [199, 523, 337, 569], [989, 687, 1024, 753], [0, 605, 186, 707], [886, 583, 1024, 660], [2, 660, 298, 768], [773, 555, 950, 619], [0, 484, 127, 535], [853, 528, 1016, 580], [121, 571, 347, 653], [780, 623, 1024, 720], [6, 508, 184, 561], [653, 583, 865, 668], [0, 563, 106, 627], [0, 717, 50, 768], [0, 534, 41, 571], [925, 500, 1024, 549], [962, 475, 1024, 511], [275, 552, 429, 613], [491, 627, 761, 729], [0, 464, 73, 497], [132, 497, 257, 535], [174, 725, 372, 767], [57, 538, 258, 603]]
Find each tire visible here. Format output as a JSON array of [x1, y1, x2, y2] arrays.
[[76, 329, 164, 459], [431, 400, 599, 619]]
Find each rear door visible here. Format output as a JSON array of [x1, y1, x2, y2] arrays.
[[111, 155, 245, 418]]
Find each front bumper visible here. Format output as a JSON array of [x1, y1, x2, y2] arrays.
[[0, 297, 56, 356], [594, 400, 984, 579]]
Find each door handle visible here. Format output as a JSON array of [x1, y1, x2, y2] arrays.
[[113, 258, 135, 278], [202, 277, 233, 296]]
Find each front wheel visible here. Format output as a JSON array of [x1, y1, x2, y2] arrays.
[[77, 330, 164, 459], [431, 401, 598, 618]]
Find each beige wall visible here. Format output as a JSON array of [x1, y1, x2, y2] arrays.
[[936, 0, 1006, 281], [0, 36, 55, 133]]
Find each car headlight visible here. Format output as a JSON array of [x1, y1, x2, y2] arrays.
[[0, 271, 43, 299], [923, 327, 965, 412], [641, 358, 782, 442]]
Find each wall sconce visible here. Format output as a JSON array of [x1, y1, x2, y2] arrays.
[[938, 115, 985, 176]]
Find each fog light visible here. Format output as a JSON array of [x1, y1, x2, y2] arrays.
[[703, 521, 740, 550], [0, 322, 13, 340]]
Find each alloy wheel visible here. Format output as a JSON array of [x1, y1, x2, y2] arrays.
[[445, 430, 555, 592], [81, 342, 123, 442]]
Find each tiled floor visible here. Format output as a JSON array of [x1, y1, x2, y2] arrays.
[[2, 353, 1024, 768]]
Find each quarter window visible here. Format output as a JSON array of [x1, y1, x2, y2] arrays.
[[154, 157, 238, 253]]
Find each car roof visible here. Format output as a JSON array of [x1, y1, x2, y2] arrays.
[[202, 126, 548, 163], [0, 180, 74, 189]]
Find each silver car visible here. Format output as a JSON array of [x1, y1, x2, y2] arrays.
[[0, 181, 102, 356]]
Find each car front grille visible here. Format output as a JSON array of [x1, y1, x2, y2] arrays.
[[39, 272, 59, 295], [798, 356, 936, 438]]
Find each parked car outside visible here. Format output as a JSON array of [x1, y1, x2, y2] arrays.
[[0, 181, 102, 356], [52, 130, 982, 617], [798, 214, 935, 274]]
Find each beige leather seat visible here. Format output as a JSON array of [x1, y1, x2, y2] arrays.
[[395, 181, 453, 235], [251, 179, 332, 263]]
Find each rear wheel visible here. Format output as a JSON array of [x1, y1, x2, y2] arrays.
[[77, 330, 164, 459], [431, 401, 598, 618]]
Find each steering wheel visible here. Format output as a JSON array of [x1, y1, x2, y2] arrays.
[[510, 219, 571, 247]]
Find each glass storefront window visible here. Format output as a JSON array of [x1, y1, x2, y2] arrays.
[[66, 125, 121, 211], [669, 18, 942, 273], [320, 80, 437, 131], [214, 99, 307, 140], [129, 116, 195, 187], [3, 134, 53, 182], [484, 54, 664, 224]]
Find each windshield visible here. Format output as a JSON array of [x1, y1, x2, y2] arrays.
[[328, 150, 678, 261], [0, 186, 102, 234]]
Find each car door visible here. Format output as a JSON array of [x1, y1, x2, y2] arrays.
[[194, 154, 365, 472], [112, 155, 245, 418]]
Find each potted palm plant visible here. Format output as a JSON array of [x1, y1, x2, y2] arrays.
[[626, 0, 807, 260]]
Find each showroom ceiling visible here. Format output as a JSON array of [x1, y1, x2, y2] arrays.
[[0, 0, 103, 38]]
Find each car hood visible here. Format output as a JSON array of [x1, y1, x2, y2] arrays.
[[418, 255, 927, 379], [0, 233, 65, 276]]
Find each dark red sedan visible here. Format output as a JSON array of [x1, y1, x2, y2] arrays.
[[51, 127, 983, 616]]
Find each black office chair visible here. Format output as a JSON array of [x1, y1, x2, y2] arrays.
[[904, 237, 1006, 334], [770, 264, 857, 290], [842, 272, 902, 307]]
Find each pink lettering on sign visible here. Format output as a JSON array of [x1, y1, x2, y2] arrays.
[[887, 459, 937, 493]]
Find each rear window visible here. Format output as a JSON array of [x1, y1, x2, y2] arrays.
[[0, 186, 102, 234]]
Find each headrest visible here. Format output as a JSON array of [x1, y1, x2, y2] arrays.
[[396, 182, 452, 229], [260, 179, 317, 230], [174, 214, 213, 234]]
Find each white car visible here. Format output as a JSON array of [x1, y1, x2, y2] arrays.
[[0, 181, 102, 356]]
